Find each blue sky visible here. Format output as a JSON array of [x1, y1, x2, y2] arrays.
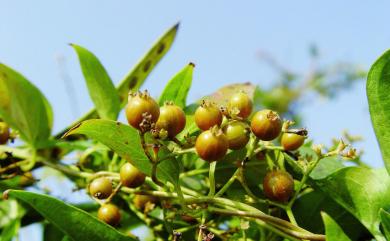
[[1, 1, 390, 239]]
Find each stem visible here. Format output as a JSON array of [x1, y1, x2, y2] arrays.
[[209, 207, 325, 241], [151, 162, 164, 186], [285, 207, 298, 226], [179, 162, 264, 178], [104, 182, 122, 204], [208, 161, 217, 197], [119, 188, 325, 240], [108, 153, 119, 172], [40, 159, 91, 179], [215, 169, 238, 197], [140, 132, 155, 163], [158, 147, 196, 163], [197, 211, 208, 241]]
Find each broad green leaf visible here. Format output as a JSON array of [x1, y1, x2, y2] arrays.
[[380, 209, 390, 239], [56, 23, 179, 138], [367, 49, 390, 174], [71, 44, 120, 120], [117, 23, 179, 105], [44, 223, 65, 241], [315, 167, 390, 240], [0, 218, 20, 241], [293, 190, 369, 240], [64, 119, 180, 184], [159, 63, 194, 107], [5, 190, 135, 241], [321, 212, 352, 241], [0, 63, 52, 147], [310, 156, 345, 180], [61, 236, 73, 241]]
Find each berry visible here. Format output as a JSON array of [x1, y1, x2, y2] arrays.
[[195, 128, 228, 162], [263, 170, 294, 202], [0, 122, 10, 145], [125, 91, 160, 130], [251, 109, 282, 141], [98, 204, 121, 226], [155, 103, 186, 138], [120, 162, 146, 188], [228, 92, 253, 119], [281, 133, 305, 151], [195, 102, 223, 131], [222, 121, 250, 150], [89, 177, 112, 199], [134, 194, 158, 211]]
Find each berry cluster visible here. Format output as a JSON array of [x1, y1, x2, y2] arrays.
[[89, 89, 308, 226], [88, 162, 155, 225]]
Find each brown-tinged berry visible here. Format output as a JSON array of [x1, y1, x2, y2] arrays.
[[195, 127, 228, 162], [120, 163, 146, 188], [125, 90, 160, 130], [195, 101, 223, 131], [251, 109, 282, 141]]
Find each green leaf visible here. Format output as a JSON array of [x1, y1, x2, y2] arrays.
[[5, 190, 135, 241], [293, 190, 369, 240], [159, 63, 194, 107], [44, 223, 65, 241], [64, 119, 180, 184], [0, 218, 20, 241], [315, 167, 390, 240], [310, 156, 345, 180], [321, 212, 352, 241], [367, 49, 390, 174], [0, 63, 52, 147], [56, 23, 179, 138], [380, 209, 390, 239], [71, 44, 120, 120], [117, 23, 179, 106]]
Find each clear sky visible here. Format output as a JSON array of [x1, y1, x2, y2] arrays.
[[1, 1, 390, 240]]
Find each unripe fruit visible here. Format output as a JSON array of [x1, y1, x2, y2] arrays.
[[263, 170, 294, 202], [222, 121, 250, 150], [195, 128, 228, 162], [155, 103, 186, 138], [281, 133, 305, 151], [98, 204, 121, 226], [89, 177, 112, 199], [125, 91, 160, 130], [251, 109, 282, 141], [133, 194, 158, 210], [228, 92, 253, 119], [0, 122, 10, 145], [195, 102, 223, 131], [120, 163, 146, 188]]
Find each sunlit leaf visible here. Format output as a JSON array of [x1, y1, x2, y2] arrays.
[[71, 44, 120, 120], [367, 49, 390, 174], [321, 212, 352, 241], [117, 23, 179, 105], [315, 167, 390, 240], [380, 209, 390, 239], [56, 23, 179, 138], [5, 190, 136, 241], [64, 119, 180, 184], [0, 63, 52, 147], [159, 63, 194, 107]]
